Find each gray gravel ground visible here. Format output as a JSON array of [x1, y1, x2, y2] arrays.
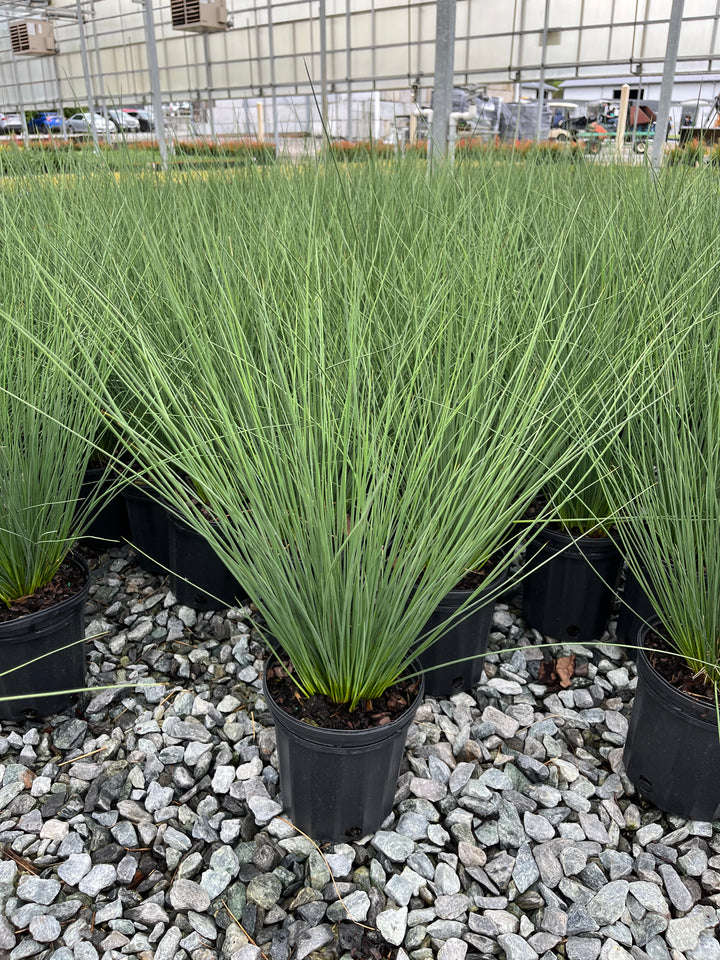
[[0, 545, 718, 960]]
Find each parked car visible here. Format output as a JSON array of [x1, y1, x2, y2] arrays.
[[0, 113, 23, 134], [27, 112, 64, 134], [107, 109, 140, 133], [123, 107, 154, 132], [66, 112, 111, 135]]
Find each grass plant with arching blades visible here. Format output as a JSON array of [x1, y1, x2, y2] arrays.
[[600, 311, 720, 689], [0, 304, 110, 605], [4, 152, 685, 711]]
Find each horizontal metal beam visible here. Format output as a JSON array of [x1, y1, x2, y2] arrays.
[[0, 1, 80, 20]]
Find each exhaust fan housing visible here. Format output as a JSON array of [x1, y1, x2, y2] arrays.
[[10, 19, 56, 56], [171, 0, 228, 32]]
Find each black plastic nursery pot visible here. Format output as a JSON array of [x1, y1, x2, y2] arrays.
[[264, 661, 425, 843], [417, 566, 510, 698], [168, 513, 243, 610], [521, 527, 623, 644], [0, 555, 90, 719], [623, 620, 720, 821], [123, 484, 172, 576], [615, 565, 657, 656], [79, 466, 131, 546]]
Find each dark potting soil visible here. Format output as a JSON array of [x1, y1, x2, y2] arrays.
[[453, 552, 500, 591], [645, 629, 715, 703], [427, 547, 507, 593], [0, 558, 85, 623], [266, 662, 421, 731]]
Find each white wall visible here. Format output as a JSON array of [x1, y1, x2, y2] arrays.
[[209, 91, 407, 139]]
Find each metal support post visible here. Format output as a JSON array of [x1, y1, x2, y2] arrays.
[[447, 115, 457, 167], [265, 0, 279, 157], [142, 0, 169, 169], [10, 58, 29, 146], [52, 57, 65, 136], [429, 0, 457, 167], [535, 0, 551, 140], [346, 0, 353, 140], [319, 0, 328, 133], [76, 0, 100, 153], [651, 0, 685, 169], [91, 5, 110, 143], [203, 33, 216, 141], [630, 67, 642, 149]]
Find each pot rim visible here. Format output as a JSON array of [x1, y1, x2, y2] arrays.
[[529, 524, 619, 558], [263, 656, 425, 746], [636, 618, 718, 727], [443, 557, 512, 597], [0, 553, 90, 637], [416, 546, 514, 607]]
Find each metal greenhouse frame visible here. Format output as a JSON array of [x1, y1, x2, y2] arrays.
[[0, 0, 717, 160]]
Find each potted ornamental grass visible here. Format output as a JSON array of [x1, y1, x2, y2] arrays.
[[166, 481, 245, 610], [16, 157, 672, 842], [45, 281, 619, 844], [512, 228, 633, 645], [0, 307, 111, 718], [597, 313, 720, 821], [522, 446, 624, 644], [520, 301, 625, 646], [514, 164, 711, 648], [413, 540, 514, 699], [76, 424, 132, 547]]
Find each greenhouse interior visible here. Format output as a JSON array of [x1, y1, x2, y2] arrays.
[[2, 2, 720, 960]]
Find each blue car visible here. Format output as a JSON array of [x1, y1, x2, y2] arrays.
[[27, 112, 64, 134]]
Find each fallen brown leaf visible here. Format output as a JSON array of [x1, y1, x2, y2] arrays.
[[556, 654, 576, 688]]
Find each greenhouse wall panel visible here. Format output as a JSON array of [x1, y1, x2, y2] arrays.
[[1, 1, 720, 116]]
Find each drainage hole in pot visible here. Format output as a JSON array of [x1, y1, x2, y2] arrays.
[[12, 707, 41, 721], [638, 775, 653, 792], [452, 676, 465, 691], [566, 625, 580, 638]]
